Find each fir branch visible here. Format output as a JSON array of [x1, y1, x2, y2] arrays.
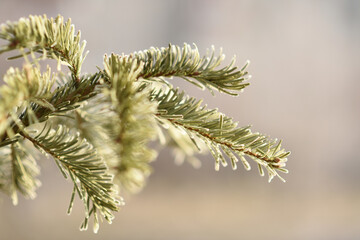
[[132, 43, 250, 95], [0, 15, 87, 79], [103, 54, 158, 192], [0, 71, 101, 143], [0, 141, 40, 205], [20, 124, 121, 233], [152, 87, 289, 182], [0, 14, 292, 233], [0, 64, 55, 137]]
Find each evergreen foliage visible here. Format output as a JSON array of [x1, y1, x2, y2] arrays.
[[0, 15, 290, 232]]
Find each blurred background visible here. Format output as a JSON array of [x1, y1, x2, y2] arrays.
[[0, 0, 359, 239]]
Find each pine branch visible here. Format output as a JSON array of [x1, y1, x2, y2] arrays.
[[0, 14, 87, 79], [0, 70, 101, 143], [131, 43, 250, 95], [102, 54, 158, 192], [152, 87, 289, 182], [0, 141, 40, 205], [0, 65, 55, 137], [0, 15, 96, 142], [0, 14, 291, 233], [20, 124, 121, 233]]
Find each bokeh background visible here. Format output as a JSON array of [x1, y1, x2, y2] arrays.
[[0, 0, 359, 239]]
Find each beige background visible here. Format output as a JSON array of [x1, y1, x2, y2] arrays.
[[0, 0, 359, 239]]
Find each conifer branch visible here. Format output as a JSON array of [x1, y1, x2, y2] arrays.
[[0, 15, 87, 79], [102, 54, 158, 192], [0, 141, 40, 205], [0, 70, 101, 143], [132, 43, 250, 95], [153, 88, 289, 182], [19, 124, 121, 233], [0, 64, 55, 137], [0, 14, 291, 233]]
